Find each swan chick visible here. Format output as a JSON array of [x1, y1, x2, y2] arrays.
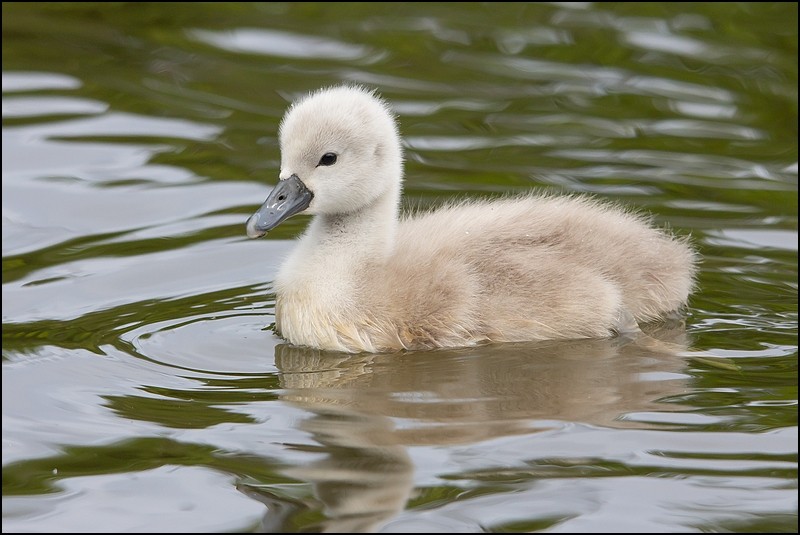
[[246, 85, 698, 353]]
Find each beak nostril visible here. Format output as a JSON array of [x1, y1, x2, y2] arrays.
[[248, 174, 311, 234]]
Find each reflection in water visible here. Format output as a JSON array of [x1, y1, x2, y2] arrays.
[[267, 326, 691, 532]]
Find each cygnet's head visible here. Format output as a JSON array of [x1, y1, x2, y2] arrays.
[[246, 85, 403, 238]]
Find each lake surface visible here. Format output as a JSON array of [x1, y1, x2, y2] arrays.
[[2, 3, 797, 532]]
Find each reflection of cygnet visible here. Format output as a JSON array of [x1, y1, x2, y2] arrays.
[[282, 412, 413, 533], [247, 85, 698, 353], [275, 324, 691, 438], [271, 330, 691, 531]]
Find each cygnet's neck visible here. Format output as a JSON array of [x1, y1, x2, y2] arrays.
[[305, 186, 400, 265]]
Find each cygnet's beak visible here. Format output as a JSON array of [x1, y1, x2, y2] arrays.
[[246, 174, 313, 238]]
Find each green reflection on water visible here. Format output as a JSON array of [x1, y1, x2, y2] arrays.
[[3, 437, 292, 496]]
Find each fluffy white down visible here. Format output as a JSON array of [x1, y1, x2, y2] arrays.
[[253, 85, 698, 353]]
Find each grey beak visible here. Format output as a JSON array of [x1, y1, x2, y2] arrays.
[[246, 174, 313, 238]]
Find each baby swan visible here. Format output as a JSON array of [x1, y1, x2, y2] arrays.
[[246, 85, 697, 353]]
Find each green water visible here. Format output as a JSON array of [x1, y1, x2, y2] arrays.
[[2, 2, 797, 532]]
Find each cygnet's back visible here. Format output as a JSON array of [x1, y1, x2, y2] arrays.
[[246, 86, 698, 353], [368, 195, 696, 350]]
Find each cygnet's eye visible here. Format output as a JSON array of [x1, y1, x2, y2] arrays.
[[317, 152, 337, 167]]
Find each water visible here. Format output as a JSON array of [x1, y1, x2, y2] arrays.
[[2, 2, 797, 532]]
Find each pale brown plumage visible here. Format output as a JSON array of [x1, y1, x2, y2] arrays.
[[246, 86, 698, 353]]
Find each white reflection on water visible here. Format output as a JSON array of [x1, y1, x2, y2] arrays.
[[2, 96, 108, 118], [4, 466, 265, 532], [2, 71, 82, 92], [190, 28, 377, 61], [623, 28, 771, 64], [705, 229, 799, 251]]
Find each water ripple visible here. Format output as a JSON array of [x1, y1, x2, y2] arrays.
[[190, 28, 380, 62]]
